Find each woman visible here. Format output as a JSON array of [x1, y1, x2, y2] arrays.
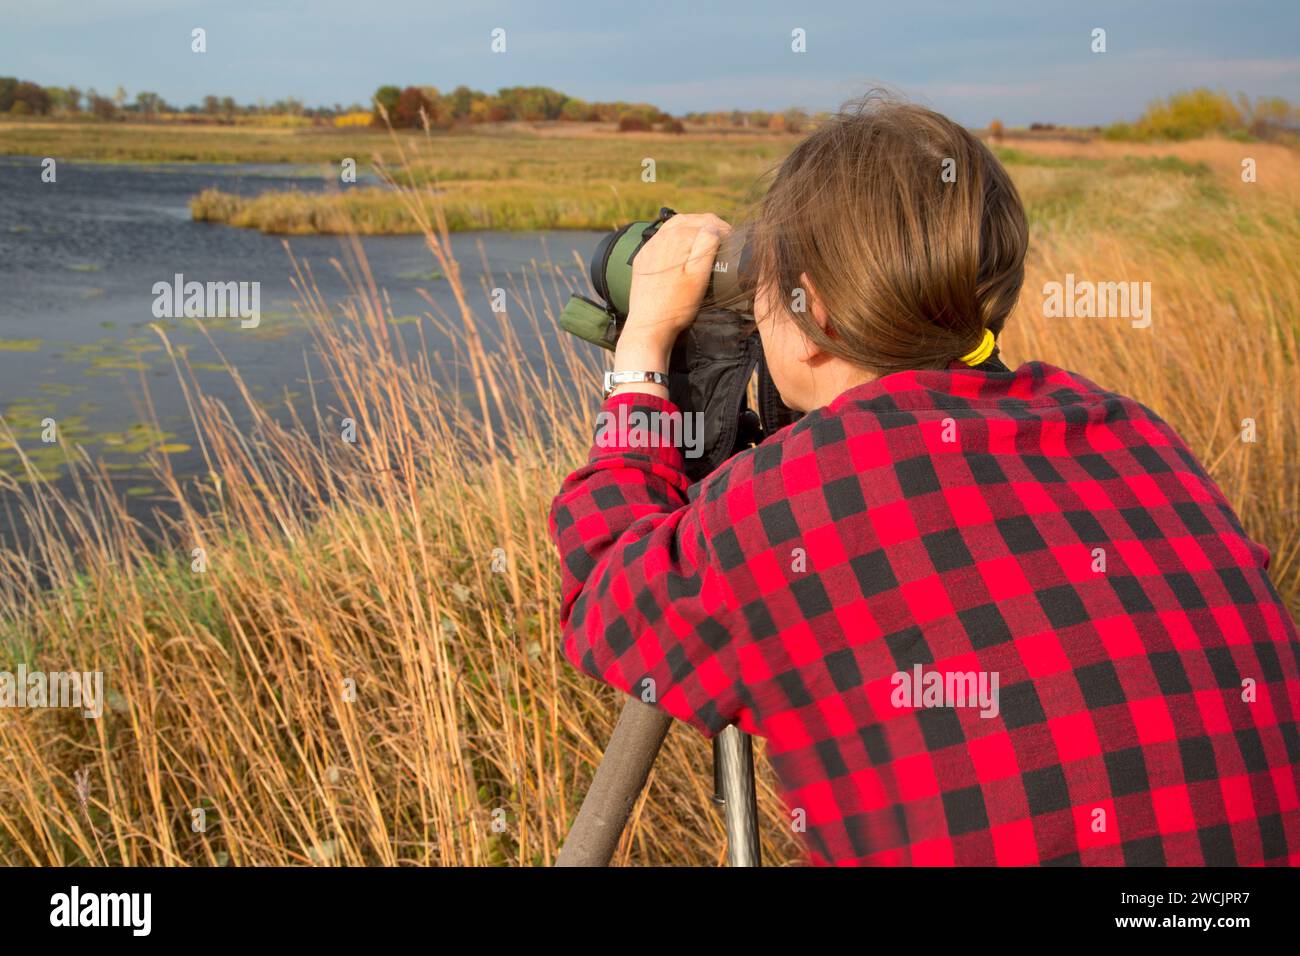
[[549, 97, 1300, 865]]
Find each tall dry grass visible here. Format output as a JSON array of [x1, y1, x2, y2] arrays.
[[0, 133, 1296, 866], [0, 132, 804, 866]]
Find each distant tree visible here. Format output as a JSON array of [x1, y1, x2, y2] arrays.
[[448, 85, 475, 120], [989, 118, 1005, 141], [65, 85, 82, 113], [561, 98, 594, 122], [135, 91, 163, 118], [1245, 95, 1297, 137], [114, 85, 127, 108], [618, 111, 652, 132], [202, 94, 221, 116], [394, 86, 435, 128], [496, 85, 569, 121], [1124, 88, 1244, 140], [87, 89, 117, 120], [21, 83, 51, 114], [371, 85, 402, 126], [418, 86, 450, 127], [220, 95, 237, 119], [1, 79, 52, 115]]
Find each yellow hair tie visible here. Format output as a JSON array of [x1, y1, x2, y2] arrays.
[[959, 329, 996, 366]]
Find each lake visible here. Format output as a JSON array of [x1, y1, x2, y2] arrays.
[[0, 156, 603, 548]]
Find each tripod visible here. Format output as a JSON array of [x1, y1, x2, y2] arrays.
[[554, 698, 761, 866]]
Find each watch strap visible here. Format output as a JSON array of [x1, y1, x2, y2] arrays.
[[603, 369, 669, 397]]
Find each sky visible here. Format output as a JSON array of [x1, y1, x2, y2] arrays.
[[0, 0, 1296, 126]]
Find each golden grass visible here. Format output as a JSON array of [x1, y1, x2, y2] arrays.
[[186, 128, 789, 233], [190, 180, 747, 234], [0, 131, 1296, 866], [0, 117, 792, 165]]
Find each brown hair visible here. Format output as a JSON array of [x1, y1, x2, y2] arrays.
[[747, 93, 1028, 373]]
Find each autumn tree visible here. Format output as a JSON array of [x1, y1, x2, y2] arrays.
[[372, 85, 401, 126], [393, 86, 434, 128]]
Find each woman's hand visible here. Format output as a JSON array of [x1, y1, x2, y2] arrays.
[[613, 213, 732, 380]]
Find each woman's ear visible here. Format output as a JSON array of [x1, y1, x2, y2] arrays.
[[795, 271, 831, 363], [798, 272, 831, 333]]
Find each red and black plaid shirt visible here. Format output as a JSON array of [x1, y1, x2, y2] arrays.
[[549, 359, 1300, 865]]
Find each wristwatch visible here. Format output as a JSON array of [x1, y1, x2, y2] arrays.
[[602, 369, 670, 398]]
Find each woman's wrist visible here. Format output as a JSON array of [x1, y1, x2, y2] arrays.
[[610, 328, 673, 399], [613, 329, 672, 373]]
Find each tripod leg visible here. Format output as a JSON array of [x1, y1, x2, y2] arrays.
[[555, 698, 673, 866], [713, 726, 762, 866]]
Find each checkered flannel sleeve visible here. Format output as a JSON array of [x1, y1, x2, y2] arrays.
[[548, 392, 746, 736]]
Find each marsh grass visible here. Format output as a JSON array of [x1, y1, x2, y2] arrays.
[[190, 181, 748, 235], [0, 130, 1296, 866], [187, 129, 786, 234]]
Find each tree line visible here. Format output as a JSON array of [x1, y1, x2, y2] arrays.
[[0, 76, 364, 120], [369, 84, 675, 130], [7, 75, 1289, 141], [0, 76, 678, 129]]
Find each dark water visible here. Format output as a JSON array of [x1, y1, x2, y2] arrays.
[[0, 157, 601, 549]]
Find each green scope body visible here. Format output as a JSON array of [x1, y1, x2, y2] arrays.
[[559, 208, 752, 350], [589, 213, 752, 319]]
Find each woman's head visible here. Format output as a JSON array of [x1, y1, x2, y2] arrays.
[[747, 93, 1029, 411]]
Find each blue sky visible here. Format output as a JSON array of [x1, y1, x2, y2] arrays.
[[1, 0, 1296, 125]]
